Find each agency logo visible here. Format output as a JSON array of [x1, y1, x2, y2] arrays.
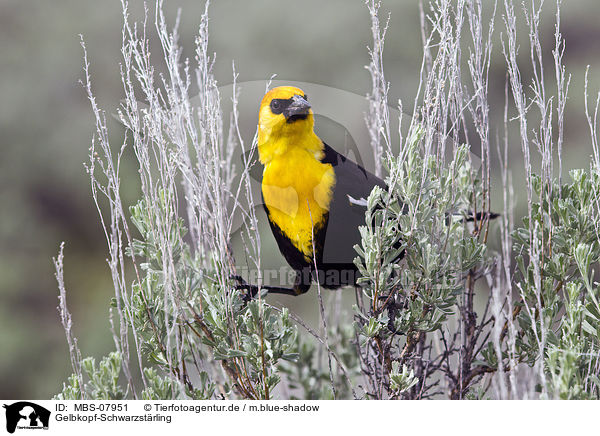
[[3, 402, 50, 434]]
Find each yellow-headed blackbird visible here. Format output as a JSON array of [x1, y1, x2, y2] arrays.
[[236, 86, 386, 298], [235, 85, 497, 299]]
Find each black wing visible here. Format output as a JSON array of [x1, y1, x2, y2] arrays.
[[319, 142, 386, 266]]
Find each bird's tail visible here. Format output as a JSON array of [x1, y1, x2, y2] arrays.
[[446, 210, 500, 224], [464, 211, 500, 222]]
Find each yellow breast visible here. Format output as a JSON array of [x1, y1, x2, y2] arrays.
[[262, 146, 335, 262]]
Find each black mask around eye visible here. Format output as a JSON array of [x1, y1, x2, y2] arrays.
[[270, 95, 311, 122], [270, 98, 287, 114]]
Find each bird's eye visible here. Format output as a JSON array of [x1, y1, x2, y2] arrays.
[[271, 98, 284, 115], [303, 95, 308, 101]]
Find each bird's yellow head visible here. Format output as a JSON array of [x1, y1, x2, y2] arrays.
[[257, 86, 321, 164]]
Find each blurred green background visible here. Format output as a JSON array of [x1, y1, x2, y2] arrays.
[[2, 0, 600, 398]]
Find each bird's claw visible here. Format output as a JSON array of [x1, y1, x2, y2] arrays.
[[230, 275, 259, 302]]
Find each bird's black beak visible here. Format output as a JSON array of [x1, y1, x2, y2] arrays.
[[284, 94, 311, 122]]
